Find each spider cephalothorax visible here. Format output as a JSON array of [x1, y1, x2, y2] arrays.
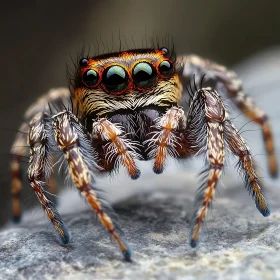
[[73, 48, 182, 121], [11, 46, 277, 261]]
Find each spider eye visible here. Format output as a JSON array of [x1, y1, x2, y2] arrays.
[[102, 65, 128, 93], [80, 58, 88, 66], [158, 60, 173, 76], [160, 47, 169, 55], [82, 69, 99, 88], [132, 62, 157, 89]]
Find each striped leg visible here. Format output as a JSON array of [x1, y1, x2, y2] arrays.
[[28, 112, 69, 244], [52, 112, 131, 261], [144, 107, 186, 174], [180, 55, 277, 177], [187, 88, 225, 247], [224, 119, 270, 216], [10, 123, 29, 222], [10, 87, 70, 221], [12, 137, 58, 223], [48, 168, 58, 205], [92, 118, 141, 179]]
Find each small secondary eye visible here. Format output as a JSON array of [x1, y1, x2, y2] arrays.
[[133, 62, 157, 89], [82, 69, 99, 88], [158, 60, 173, 76], [160, 47, 169, 55], [80, 58, 88, 66], [102, 65, 128, 93]]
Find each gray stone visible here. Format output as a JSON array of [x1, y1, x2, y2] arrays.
[[1, 171, 280, 280]]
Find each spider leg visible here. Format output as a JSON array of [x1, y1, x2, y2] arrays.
[[187, 88, 225, 247], [187, 87, 270, 247], [10, 88, 70, 221], [52, 112, 131, 261], [47, 160, 58, 205], [179, 55, 277, 177], [28, 112, 69, 244], [10, 123, 29, 222], [223, 118, 270, 217]]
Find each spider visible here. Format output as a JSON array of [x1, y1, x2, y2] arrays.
[[10, 46, 277, 261]]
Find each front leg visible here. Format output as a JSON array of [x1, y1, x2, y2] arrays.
[[179, 55, 278, 177], [145, 107, 188, 174], [187, 88, 226, 247], [187, 88, 270, 247], [52, 111, 131, 261], [91, 118, 141, 179], [28, 112, 69, 244]]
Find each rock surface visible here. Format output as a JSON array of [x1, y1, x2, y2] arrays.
[[0, 187, 279, 279], [1, 167, 280, 280], [1, 49, 280, 279]]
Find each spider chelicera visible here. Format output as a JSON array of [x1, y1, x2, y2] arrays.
[[10, 46, 277, 261]]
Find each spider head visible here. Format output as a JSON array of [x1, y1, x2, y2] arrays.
[[71, 48, 183, 121]]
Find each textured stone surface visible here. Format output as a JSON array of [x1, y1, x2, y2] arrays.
[[1, 167, 280, 279], [1, 49, 280, 279]]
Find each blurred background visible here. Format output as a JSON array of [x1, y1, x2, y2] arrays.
[[1, 0, 280, 225]]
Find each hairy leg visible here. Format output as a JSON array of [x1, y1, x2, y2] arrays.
[[28, 112, 69, 243], [92, 118, 141, 179], [184, 88, 269, 247], [179, 55, 277, 177], [144, 107, 187, 174], [10, 88, 70, 221], [224, 118, 270, 216], [10, 122, 29, 222], [52, 111, 131, 261], [186, 88, 225, 247]]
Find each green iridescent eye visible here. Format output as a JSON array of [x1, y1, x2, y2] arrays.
[[102, 65, 128, 93], [158, 60, 173, 76], [82, 69, 99, 88], [132, 62, 157, 89]]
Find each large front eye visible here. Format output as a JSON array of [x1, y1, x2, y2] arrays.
[[158, 60, 173, 76], [82, 69, 99, 88], [133, 62, 157, 89], [102, 65, 128, 93]]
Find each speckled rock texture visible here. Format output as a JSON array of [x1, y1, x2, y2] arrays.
[[1, 49, 280, 279], [1, 180, 280, 280]]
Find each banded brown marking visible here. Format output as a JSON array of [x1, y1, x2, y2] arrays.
[[189, 89, 225, 247], [11, 155, 22, 222], [11, 88, 71, 222], [235, 93, 277, 178], [92, 118, 140, 179], [10, 122, 29, 222], [224, 119, 270, 217], [28, 112, 69, 244], [146, 107, 186, 174], [179, 54, 277, 177], [53, 111, 131, 261]]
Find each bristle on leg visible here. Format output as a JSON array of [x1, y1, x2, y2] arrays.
[[53, 112, 131, 260], [145, 107, 186, 173], [187, 88, 226, 247], [224, 120, 270, 217], [92, 118, 141, 179]]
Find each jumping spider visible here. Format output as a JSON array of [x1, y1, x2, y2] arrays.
[[11, 46, 277, 261]]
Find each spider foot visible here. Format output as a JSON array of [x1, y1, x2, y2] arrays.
[[153, 166, 163, 174], [130, 169, 141, 180], [190, 238, 199, 248], [12, 215, 21, 224], [120, 239, 132, 262], [58, 224, 70, 244], [255, 197, 270, 217]]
